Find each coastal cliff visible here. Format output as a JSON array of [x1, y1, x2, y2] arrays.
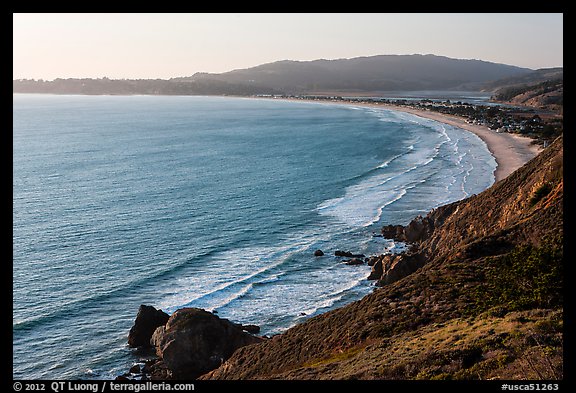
[[199, 135, 563, 380]]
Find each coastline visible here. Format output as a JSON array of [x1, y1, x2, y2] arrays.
[[112, 95, 551, 380], [375, 103, 543, 182], [269, 97, 543, 183]]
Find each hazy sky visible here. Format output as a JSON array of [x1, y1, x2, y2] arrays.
[[13, 13, 563, 80]]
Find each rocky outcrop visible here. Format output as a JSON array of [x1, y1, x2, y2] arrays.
[[381, 225, 406, 242], [365, 252, 426, 285], [128, 305, 170, 348], [344, 258, 364, 266], [149, 307, 263, 379], [381, 202, 457, 245], [376, 253, 426, 286], [334, 250, 365, 258], [367, 257, 383, 280]]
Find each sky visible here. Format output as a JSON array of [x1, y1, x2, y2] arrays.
[[13, 13, 563, 80]]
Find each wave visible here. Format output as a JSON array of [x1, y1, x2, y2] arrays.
[[210, 283, 254, 312], [317, 139, 444, 227], [12, 247, 225, 334], [300, 276, 368, 317], [202, 272, 287, 313], [316, 107, 498, 229], [376, 144, 414, 169], [161, 239, 318, 314]]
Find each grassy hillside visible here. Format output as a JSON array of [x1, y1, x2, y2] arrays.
[[492, 80, 563, 114], [488, 68, 563, 114]]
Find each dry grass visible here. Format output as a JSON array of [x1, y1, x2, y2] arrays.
[[283, 309, 562, 380]]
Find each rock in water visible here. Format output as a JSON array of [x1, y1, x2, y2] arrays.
[[150, 307, 263, 379], [128, 305, 170, 348], [344, 258, 364, 265], [335, 250, 365, 258], [367, 255, 381, 266], [334, 250, 352, 257], [313, 249, 324, 256], [129, 364, 141, 374]]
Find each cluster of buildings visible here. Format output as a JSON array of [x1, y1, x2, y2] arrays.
[[264, 94, 562, 143]]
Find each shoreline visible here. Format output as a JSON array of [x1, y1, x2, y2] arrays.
[[268, 97, 543, 183], [375, 103, 543, 182], [18, 93, 543, 183]]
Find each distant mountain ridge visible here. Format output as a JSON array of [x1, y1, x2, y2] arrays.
[[186, 54, 532, 93], [14, 54, 534, 96]]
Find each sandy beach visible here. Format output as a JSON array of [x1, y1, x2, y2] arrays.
[[275, 98, 543, 183], [374, 104, 543, 182]]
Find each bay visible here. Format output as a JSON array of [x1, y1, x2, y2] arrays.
[[13, 94, 495, 379]]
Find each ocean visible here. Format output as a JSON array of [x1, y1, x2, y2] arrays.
[[13, 94, 496, 379]]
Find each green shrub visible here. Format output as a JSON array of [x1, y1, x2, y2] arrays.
[[529, 183, 553, 207], [470, 236, 562, 314]]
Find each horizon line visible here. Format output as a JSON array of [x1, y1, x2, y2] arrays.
[[13, 53, 563, 82]]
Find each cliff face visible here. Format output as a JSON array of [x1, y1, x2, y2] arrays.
[[418, 135, 562, 263], [201, 136, 563, 380]]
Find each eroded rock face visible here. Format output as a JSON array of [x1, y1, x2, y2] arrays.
[[404, 215, 435, 243], [381, 215, 436, 244], [376, 253, 426, 286], [366, 253, 426, 285], [150, 307, 263, 379], [367, 257, 383, 280], [128, 305, 170, 348], [381, 224, 407, 242]]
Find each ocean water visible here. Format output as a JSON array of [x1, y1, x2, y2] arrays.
[[13, 94, 496, 379]]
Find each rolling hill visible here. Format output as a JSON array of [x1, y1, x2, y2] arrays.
[[487, 68, 563, 113], [187, 54, 532, 94], [14, 54, 533, 96]]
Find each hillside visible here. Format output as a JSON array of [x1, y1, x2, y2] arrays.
[[14, 55, 531, 96], [200, 136, 563, 380], [12, 77, 280, 96], [488, 68, 563, 113], [492, 81, 563, 114], [483, 68, 562, 92], [190, 54, 531, 94]]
